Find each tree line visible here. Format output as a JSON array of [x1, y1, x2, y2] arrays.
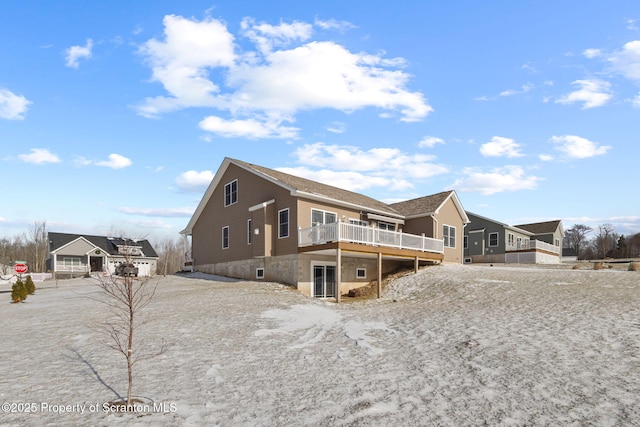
[[0, 221, 185, 275], [564, 223, 640, 260]]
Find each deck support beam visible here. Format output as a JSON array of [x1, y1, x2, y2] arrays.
[[377, 251, 382, 298], [336, 247, 341, 303]]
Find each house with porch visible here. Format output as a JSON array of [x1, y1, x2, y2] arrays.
[[180, 158, 470, 301], [463, 212, 562, 264], [46, 232, 159, 279]]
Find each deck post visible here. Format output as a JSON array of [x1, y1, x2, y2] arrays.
[[377, 251, 382, 298], [336, 247, 341, 303]]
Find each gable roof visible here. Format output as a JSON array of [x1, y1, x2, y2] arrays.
[[390, 190, 470, 223], [48, 232, 158, 258], [466, 211, 534, 235], [514, 220, 563, 235]]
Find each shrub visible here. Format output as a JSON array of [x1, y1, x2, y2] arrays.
[[25, 275, 36, 295], [11, 279, 28, 303]]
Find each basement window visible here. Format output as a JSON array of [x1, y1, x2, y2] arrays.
[[356, 268, 366, 279], [256, 268, 265, 279]]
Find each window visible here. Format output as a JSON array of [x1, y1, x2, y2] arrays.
[[508, 233, 515, 246], [356, 268, 366, 279], [443, 225, 456, 248], [555, 238, 560, 247], [278, 208, 289, 238], [247, 219, 252, 244], [256, 268, 265, 279], [224, 179, 238, 206], [378, 221, 396, 231], [63, 257, 81, 267], [464, 235, 468, 249], [489, 232, 499, 247], [311, 209, 337, 225], [222, 226, 230, 249]]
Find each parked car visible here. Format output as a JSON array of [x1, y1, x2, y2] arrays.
[[115, 262, 139, 277]]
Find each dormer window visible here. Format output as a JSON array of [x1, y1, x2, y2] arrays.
[[224, 179, 238, 206]]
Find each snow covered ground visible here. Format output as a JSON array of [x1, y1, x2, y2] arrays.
[[1, 264, 639, 426]]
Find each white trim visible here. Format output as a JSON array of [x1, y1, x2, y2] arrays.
[[356, 267, 367, 279], [488, 232, 499, 247], [222, 226, 230, 249], [248, 199, 275, 212], [256, 268, 265, 279], [278, 208, 290, 239], [224, 179, 238, 207]]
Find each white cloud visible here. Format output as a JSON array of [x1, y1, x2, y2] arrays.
[[451, 165, 541, 195], [632, 92, 640, 108], [240, 17, 313, 54], [539, 154, 554, 162], [277, 167, 402, 192], [175, 170, 214, 192], [18, 148, 61, 164], [583, 48, 601, 58], [314, 18, 357, 32], [550, 135, 611, 159], [325, 121, 346, 134], [606, 40, 640, 80], [0, 88, 31, 120], [499, 83, 534, 97], [284, 142, 448, 192], [136, 15, 432, 136], [556, 79, 612, 109], [65, 39, 93, 68], [480, 136, 524, 158], [96, 153, 132, 169], [136, 15, 236, 117], [418, 136, 444, 148], [198, 116, 299, 139]]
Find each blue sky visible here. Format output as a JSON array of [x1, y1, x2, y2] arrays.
[[1, 1, 639, 241]]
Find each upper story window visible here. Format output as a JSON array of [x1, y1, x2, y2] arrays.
[[279, 208, 290, 238], [489, 232, 499, 247], [378, 221, 396, 231], [224, 179, 238, 206], [443, 225, 456, 248], [311, 209, 337, 225]]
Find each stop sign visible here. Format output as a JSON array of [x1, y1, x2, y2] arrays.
[[14, 263, 28, 274]]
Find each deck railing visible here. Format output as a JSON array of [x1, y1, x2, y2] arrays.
[[506, 240, 561, 255], [298, 222, 444, 254]]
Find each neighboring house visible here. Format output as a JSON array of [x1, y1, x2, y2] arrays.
[[514, 220, 564, 249], [181, 158, 469, 301], [46, 232, 159, 279], [463, 212, 563, 264]]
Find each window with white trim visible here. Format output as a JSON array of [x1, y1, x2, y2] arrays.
[[222, 226, 230, 249], [224, 179, 238, 206], [489, 232, 499, 247], [311, 209, 337, 225], [256, 268, 264, 279], [443, 225, 456, 248], [247, 219, 252, 244], [356, 268, 366, 279], [63, 257, 81, 267], [508, 233, 515, 246], [278, 208, 289, 238], [378, 221, 396, 231]]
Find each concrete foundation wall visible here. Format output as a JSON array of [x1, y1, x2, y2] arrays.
[[197, 254, 299, 286]]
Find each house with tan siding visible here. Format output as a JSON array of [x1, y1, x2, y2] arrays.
[[181, 158, 469, 301]]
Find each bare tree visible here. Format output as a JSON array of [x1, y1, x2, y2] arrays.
[[29, 221, 48, 272], [92, 251, 169, 406], [153, 236, 184, 276], [564, 224, 592, 260], [595, 223, 617, 259]]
